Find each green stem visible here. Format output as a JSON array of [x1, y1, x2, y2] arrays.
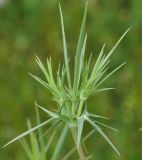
[[70, 126, 86, 160], [72, 101, 76, 115], [77, 100, 84, 117]]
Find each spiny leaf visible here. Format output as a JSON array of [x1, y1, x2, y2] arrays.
[[94, 120, 119, 132], [29, 73, 57, 95], [91, 67, 109, 89], [39, 120, 60, 140], [83, 129, 95, 141], [35, 102, 58, 118], [35, 106, 46, 160], [105, 28, 130, 61], [80, 53, 92, 90], [91, 44, 106, 77], [77, 34, 87, 89], [29, 73, 49, 90], [92, 88, 115, 94], [86, 112, 110, 120], [27, 120, 40, 160], [3, 118, 55, 148], [51, 124, 68, 160], [95, 62, 126, 89], [45, 131, 56, 152], [73, 2, 88, 91], [86, 44, 106, 88], [46, 58, 57, 89], [35, 56, 50, 82], [86, 117, 120, 155], [59, 3, 71, 89], [96, 28, 130, 73], [20, 139, 32, 159]]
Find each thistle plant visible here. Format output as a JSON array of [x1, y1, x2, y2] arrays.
[[20, 107, 94, 160], [20, 107, 70, 160], [4, 2, 130, 159], [20, 107, 55, 160]]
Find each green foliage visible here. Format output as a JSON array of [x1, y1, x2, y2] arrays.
[[20, 107, 65, 160], [2, 0, 142, 160], [20, 107, 95, 160], [3, 2, 130, 159]]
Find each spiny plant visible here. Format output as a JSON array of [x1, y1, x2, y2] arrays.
[[4, 2, 130, 159], [20, 107, 55, 160], [20, 107, 94, 160], [20, 107, 67, 160]]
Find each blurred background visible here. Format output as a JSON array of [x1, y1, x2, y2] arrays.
[[0, 0, 142, 159]]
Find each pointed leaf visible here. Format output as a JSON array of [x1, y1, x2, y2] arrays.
[[86, 117, 120, 155], [35, 106, 46, 160], [105, 28, 130, 60], [51, 125, 68, 160], [95, 62, 126, 89], [45, 131, 56, 152], [77, 116, 85, 147], [92, 44, 106, 76], [73, 2, 88, 91], [87, 112, 110, 120], [92, 88, 115, 95], [59, 4, 71, 89], [77, 34, 87, 89], [27, 120, 40, 159], [20, 139, 32, 159], [35, 103, 58, 118], [35, 56, 50, 82], [29, 73, 49, 90], [94, 120, 119, 132], [47, 58, 57, 89], [83, 129, 95, 141], [3, 118, 55, 147], [39, 120, 60, 140]]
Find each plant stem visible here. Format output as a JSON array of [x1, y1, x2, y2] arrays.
[[70, 126, 86, 160], [77, 100, 84, 117], [72, 101, 76, 115]]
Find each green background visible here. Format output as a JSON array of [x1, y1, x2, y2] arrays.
[[0, 0, 142, 159]]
